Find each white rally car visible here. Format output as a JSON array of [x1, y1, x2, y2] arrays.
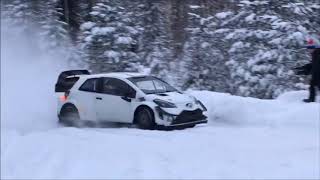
[[55, 70, 207, 129]]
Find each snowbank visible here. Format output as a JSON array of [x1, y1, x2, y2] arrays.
[[190, 90, 320, 127]]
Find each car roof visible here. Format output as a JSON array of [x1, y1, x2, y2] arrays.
[[76, 72, 148, 79]]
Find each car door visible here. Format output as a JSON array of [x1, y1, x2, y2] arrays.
[[95, 77, 136, 123], [76, 78, 99, 121]]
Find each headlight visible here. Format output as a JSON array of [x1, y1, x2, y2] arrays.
[[153, 99, 177, 108], [191, 96, 198, 103], [196, 100, 207, 111], [191, 96, 207, 111]]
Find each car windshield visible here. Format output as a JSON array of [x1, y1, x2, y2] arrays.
[[128, 76, 178, 94]]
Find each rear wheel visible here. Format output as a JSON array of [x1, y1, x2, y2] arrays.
[[59, 105, 81, 127], [136, 107, 156, 130]]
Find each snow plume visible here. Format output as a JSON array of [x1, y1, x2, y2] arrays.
[[1, 20, 70, 133]]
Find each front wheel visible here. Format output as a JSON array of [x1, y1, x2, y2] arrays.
[[136, 108, 156, 130]]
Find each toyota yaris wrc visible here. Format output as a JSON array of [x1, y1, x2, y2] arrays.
[[55, 70, 207, 129]]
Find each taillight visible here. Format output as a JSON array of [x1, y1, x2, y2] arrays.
[[59, 95, 67, 102], [60, 91, 70, 102]]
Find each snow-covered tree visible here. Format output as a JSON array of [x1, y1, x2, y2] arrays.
[[215, 0, 320, 98], [37, 1, 71, 51], [139, 1, 174, 81], [80, 1, 142, 73], [2, 0, 73, 56], [181, 3, 231, 92], [3, 0, 319, 99], [1, 0, 36, 30]]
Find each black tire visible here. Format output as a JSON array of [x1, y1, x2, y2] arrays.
[[59, 105, 80, 127], [185, 124, 196, 128], [136, 107, 156, 130]]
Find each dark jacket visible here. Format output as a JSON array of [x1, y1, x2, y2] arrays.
[[295, 49, 320, 87], [311, 49, 320, 87]]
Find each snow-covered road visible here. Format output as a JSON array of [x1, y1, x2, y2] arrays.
[[2, 125, 319, 179], [1, 91, 319, 179]]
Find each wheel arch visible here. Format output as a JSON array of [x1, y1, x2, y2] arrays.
[[60, 102, 79, 115], [133, 104, 155, 124]]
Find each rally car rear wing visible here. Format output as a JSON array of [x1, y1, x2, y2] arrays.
[[55, 70, 90, 92]]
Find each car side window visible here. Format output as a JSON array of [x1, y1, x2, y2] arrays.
[[102, 78, 136, 98], [79, 78, 98, 92]]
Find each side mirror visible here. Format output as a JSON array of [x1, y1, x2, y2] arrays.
[[120, 91, 135, 102], [125, 89, 136, 98], [121, 96, 132, 102]]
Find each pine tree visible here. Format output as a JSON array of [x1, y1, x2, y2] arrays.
[[2, 0, 73, 55], [3, 0, 319, 98], [181, 2, 231, 92], [37, 1, 70, 50], [215, 0, 320, 98], [1, 0, 35, 30], [80, 1, 142, 73], [140, 1, 174, 81]]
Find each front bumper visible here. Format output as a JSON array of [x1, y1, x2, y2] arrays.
[[155, 107, 207, 126]]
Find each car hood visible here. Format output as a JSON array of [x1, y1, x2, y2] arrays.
[[145, 92, 194, 104]]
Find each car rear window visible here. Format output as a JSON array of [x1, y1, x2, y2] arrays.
[[79, 78, 99, 92], [55, 77, 80, 92], [55, 70, 90, 92]]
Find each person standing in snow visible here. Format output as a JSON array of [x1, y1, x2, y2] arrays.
[[295, 39, 320, 103]]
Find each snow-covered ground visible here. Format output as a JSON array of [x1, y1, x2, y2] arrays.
[[1, 20, 319, 179], [1, 90, 319, 179]]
